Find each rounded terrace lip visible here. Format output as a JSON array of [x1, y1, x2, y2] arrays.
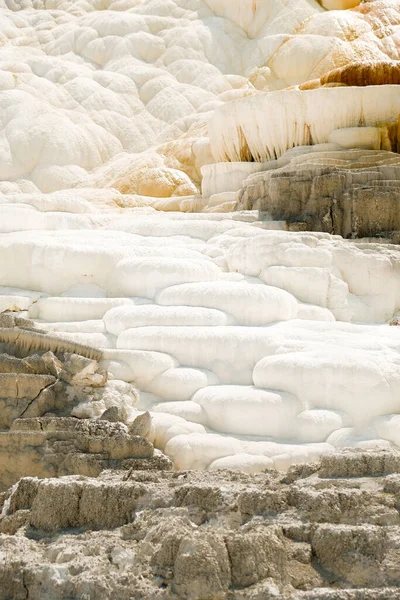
[[2, 210, 400, 472]]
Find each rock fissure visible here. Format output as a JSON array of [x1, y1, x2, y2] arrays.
[[18, 380, 58, 420]]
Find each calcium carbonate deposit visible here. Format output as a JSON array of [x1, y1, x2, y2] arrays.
[[1, 0, 400, 475]]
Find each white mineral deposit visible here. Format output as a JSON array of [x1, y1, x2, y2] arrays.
[[2, 1, 400, 598]]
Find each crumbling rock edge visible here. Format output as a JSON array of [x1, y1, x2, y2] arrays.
[[0, 314, 170, 493]]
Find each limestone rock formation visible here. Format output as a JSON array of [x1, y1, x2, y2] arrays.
[[2, 212, 400, 471], [237, 149, 400, 238], [1, 449, 400, 599], [0, 315, 106, 429], [2, 0, 400, 595], [209, 87, 400, 164], [0, 417, 172, 492], [0, 314, 170, 490]]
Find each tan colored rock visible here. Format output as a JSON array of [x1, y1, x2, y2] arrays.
[[1, 451, 400, 598], [0, 373, 59, 429], [0, 351, 63, 378], [237, 487, 288, 518], [59, 353, 106, 387], [0, 322, 149, 490], [0, 355, 29, 374], [0, 373, 55, 400], [173, 532, 231, 600], [99, 405, 124, 423], [29, 478, 149, 531], [84, 431, 153, 461], [319, 448, 400, 478], [64, 449, 173, 478], [312, 524, 394, 587], [225, 528, 287, 588], [0, 417, 157, 490], [237, 150, 400, 238], [0, 314, 16, 329]]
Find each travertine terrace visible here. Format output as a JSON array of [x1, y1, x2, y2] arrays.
[[1, 0, 400, 598]]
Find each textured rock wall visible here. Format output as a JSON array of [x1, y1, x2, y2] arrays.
[[209, 87, 400, 164], [0, 314, 170, 491], [237, 149, 400, 238], [1, 449, 400, 599]]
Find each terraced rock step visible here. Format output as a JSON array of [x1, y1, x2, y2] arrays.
[[0, 417, 171, 491], [1, 449, 400, 599], [0, 316, 164, 491], [237, 150, 400, 238]]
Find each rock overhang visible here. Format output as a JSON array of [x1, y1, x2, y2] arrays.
[[209, 83, 400, 163]]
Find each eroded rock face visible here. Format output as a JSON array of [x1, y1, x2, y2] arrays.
[[0, 417, 171, 491], [0, 321, 107, 430], [237, 149, 400, 238], [0, 315, 166, 490], [1, 449, 400, 599]]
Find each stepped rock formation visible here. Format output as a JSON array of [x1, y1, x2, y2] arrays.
[[1, 217, 400, 471], [2, 0, 400, 596], [0, 0, 399, 205], [0, 416, 171, 491], [0, 314, 170, 491], [1, 450, 400, 598], [1, 0, 400, 468], [237, 149, 400, 237]]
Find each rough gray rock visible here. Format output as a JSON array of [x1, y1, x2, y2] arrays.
[[237, 150, 400, 238], [100, 405, 124, 422], [129, 410, 152, 437]]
